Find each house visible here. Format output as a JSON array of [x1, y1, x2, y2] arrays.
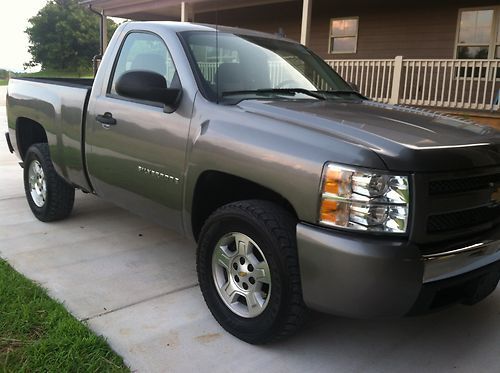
[[81, 0, 500, 125]]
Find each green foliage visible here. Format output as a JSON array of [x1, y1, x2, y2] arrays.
[[0, 259, 129, 372], [0, 69, 10, 85], [25, 0, 118, 72]]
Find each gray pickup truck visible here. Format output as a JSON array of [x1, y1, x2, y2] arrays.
[[5, 21, 500, 344]]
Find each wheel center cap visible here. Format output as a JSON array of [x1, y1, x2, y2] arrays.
[[238, 271, 247, 277]]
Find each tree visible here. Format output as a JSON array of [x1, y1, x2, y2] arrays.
[[25, 0, 118, 72]]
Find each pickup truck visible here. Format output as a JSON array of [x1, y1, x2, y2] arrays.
[[5, 21, 500, 344]]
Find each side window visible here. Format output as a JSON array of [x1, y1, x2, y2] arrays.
[[109, 32, 178, 96]]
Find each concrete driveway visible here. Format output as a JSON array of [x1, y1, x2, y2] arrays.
[[1, 87, 499, 372]]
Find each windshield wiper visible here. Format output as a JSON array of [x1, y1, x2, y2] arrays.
[[222, 88, 326, 100], [317, 90, 365, 98]]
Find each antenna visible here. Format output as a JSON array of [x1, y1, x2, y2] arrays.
[[215, 7, 219, 104]]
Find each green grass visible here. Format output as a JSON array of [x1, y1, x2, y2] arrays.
[[0, 69, 93, 85], [0, 259, 129, 372]]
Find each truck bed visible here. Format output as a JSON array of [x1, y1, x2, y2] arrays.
[[6, 77, 93, 191], [14, 77, 94, 88]]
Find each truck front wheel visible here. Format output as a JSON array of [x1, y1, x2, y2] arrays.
[[197, 200, 305, 344], [23, 143, 75, 222]]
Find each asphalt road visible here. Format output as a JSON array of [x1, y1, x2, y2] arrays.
[[0, 89, 499, 372]]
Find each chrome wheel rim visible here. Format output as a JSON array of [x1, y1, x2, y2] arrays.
[[28, 160, 46, 208], [212, 232, 272, 318]]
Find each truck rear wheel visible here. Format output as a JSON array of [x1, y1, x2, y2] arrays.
[[23, 143, 75, 222], [197, 200, 305, 344]]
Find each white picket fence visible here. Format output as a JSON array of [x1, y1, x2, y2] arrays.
[[197, 61, 295, 87], [327, 57, 500, 111]]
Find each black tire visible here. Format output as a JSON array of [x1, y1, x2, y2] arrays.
[[23, 143, 75, 222], [197, 200, 305, 344]]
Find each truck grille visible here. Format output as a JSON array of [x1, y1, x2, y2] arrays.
[[427, 205, 500, 233], [429, 173, 500, 195], [412, 167, 500, 245]]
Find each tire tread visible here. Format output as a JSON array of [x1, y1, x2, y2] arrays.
[[197, 199, 306, 344], [24, 143, 75, 222]]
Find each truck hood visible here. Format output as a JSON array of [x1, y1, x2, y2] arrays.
[[237, 99, 500, 172]]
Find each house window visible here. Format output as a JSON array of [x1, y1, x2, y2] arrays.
[[456, 7, 500, 59], [496, 19, 500, 58], [329, 17, 358, 54]]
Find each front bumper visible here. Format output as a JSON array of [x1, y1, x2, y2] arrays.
[[297, 223, 500, 318]]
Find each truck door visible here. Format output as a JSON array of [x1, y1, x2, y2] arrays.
[[86, 31, 190, 233]]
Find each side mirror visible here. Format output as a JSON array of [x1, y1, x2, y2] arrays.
[[349, 81, 359, 92], [116, 70, 182, 113]]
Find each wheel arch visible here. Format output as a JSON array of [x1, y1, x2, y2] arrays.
[[190, 170, 298, 241], [15, 117, 48, 161]]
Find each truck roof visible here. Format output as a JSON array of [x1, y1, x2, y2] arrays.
[[126, 21, 297, 43]]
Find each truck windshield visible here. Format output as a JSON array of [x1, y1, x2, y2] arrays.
[[180, 31, 358, 103]]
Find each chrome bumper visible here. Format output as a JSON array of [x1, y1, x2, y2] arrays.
[[422, 239, 500, 283]]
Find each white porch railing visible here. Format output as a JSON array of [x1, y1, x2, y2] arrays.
[[197, 61, 304, 87], [327, 57, 500, 112], [197, 58, 499, 112], [197, 62, 218, 84]]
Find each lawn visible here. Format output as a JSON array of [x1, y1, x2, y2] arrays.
[[0, 69, 93, 86], [0, 259, 129, 372]]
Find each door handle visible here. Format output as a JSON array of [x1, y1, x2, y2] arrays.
[[95, 112, 117, 126]]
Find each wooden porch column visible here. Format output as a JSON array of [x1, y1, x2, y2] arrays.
[[181, 2, 188, 22], [181, 2, 195, 22], [300, 0, 313, 46], [101, 11, 108, 52]]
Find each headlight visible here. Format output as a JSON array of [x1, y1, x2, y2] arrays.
[[319, 163, 410, 233]]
